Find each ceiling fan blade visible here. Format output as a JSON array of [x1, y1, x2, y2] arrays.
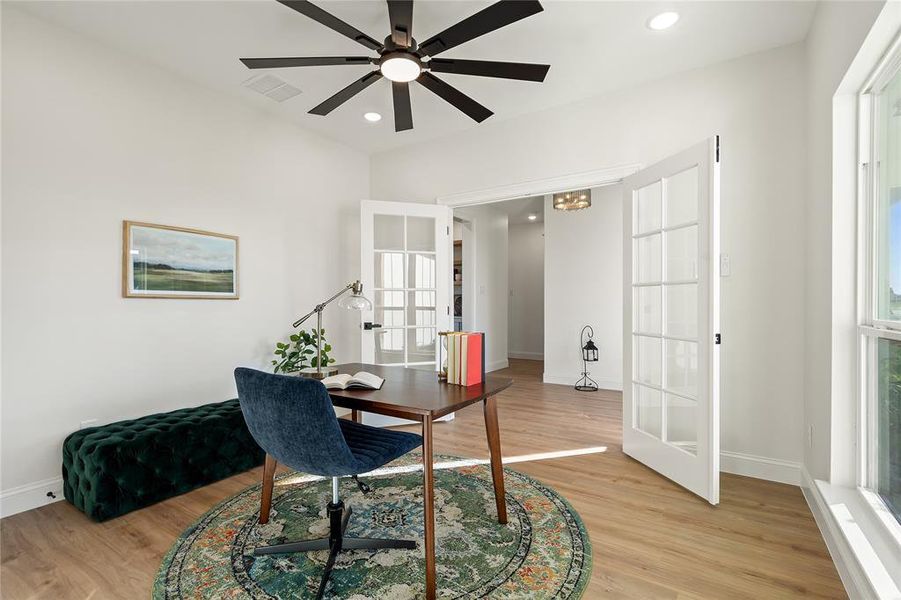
[[240, 56, 373, 69], [392, 81, 413, 131], [418, 72, 492, 123], [387, 1, 414, 48], [428, 58, 549, 82], [277, 1, 383, 51], [309, 71, 382, 116], [418, 0, 543, 57]]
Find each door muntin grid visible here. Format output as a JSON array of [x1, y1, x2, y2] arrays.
[[631, 166, 700, 455], [373, 214, 438, 367]]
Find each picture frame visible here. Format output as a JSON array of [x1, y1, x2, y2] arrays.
[[122, 221, 239, 299]]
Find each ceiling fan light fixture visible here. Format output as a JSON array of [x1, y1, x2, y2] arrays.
[[380, 53, 422, 82], [364, 111, 382, 122]]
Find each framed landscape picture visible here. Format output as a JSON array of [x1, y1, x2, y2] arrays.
[[123, 221, 238, 299]]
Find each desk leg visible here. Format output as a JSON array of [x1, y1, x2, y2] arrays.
[[483, 395, 508, 524], [422, 415, 436, 600], [351, 409, 361, 423], [259, 454, 277, 525]]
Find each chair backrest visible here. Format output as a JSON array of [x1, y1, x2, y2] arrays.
[[234, 368, 357, 477]]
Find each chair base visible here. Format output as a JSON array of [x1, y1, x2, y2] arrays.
[[254, 500, 417, 600]]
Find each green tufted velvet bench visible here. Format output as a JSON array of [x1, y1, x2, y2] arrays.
[[62, 399, 264, 521]]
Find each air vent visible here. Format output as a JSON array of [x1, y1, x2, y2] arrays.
[[242, 74, 302, 103]]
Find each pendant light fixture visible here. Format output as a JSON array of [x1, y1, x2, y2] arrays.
[[553, 189, 591, 211]]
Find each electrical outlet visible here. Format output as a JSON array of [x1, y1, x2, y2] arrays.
[[80, 419, 98, 429], [720, 253, 732, 277]]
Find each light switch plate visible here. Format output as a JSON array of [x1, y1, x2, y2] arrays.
[[720, 253, 731, 277]]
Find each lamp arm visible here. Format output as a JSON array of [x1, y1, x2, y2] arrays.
[[291, 280, 363, 328]]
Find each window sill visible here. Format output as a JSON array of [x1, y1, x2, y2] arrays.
[[802, 469, 901, 599]]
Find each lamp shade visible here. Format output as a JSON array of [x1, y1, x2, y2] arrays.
[[338, 290, 372, 311]]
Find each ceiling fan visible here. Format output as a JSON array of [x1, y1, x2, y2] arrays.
[[240, 0, 550, 132]]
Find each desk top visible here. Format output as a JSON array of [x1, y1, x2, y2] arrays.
[[327, 363, 513, 420]]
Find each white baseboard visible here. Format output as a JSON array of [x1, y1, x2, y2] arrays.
[[508, 351, 544, 360], [486, 359, 509, 373], [1, 476, 64, 519], [800, 468, 873, 599], [542, 373, 623, 391], [720, 450, 801, 486]]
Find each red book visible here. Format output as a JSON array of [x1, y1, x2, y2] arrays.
[[465, 333, 483, 386]]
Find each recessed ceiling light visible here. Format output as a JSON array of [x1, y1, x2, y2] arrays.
[[648, 11, 679, 31], [528, 214, 537, 221], [364, 112, 382, 122]]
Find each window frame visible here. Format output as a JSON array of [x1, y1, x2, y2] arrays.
[[857, 37, 901, 544]]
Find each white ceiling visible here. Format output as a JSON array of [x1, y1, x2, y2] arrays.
[[488, 195, 546, 225], [16, 1, 817, 155]]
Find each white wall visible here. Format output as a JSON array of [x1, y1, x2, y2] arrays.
[[0, 8, 370, 510], [372, 43, 808, 476], [544, 187, 623, 389], [507, 222, 544, 360], [803, 0, 885, 483], [454, 204, 508, 371]]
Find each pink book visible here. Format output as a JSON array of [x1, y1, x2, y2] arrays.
[[465, 333, 483, 386]]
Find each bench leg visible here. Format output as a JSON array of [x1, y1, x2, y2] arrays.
[[260, 454, 277, 524]]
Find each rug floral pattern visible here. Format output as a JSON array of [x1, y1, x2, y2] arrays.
[[154, 453, 591, 599]]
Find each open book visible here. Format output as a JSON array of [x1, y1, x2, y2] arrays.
[[321, 371, 384, 390]]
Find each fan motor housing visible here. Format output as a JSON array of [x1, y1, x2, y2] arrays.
[[381, 36, 419, 54]]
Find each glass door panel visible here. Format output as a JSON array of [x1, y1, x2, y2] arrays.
[[665, 340, 698, 398], [666, 284, 698, 338], [635, 181, 662, 234], [636, 385, 663, 438], [665, 225, 698, 281], [634, 287, 662, 334], [374, 215, 405, 250], [666, 394, 698, 455], [665, 166, 698, 228], [635, 234, 662, 283]]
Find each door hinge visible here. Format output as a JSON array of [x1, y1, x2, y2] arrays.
[[446, 225, 450, 235], [715, 135, 720, 163], [715, 333, 721, 345]]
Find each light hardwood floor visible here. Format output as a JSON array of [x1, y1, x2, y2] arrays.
[[0, 359, 845, 599]]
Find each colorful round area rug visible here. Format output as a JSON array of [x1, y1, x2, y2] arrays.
[[154, 453, 591, 599]]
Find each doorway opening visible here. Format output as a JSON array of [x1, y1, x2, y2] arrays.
[[453, 197, 545, 378], [450, 186, 624, 389]]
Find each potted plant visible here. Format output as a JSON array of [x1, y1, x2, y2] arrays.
[[271, 328, 334, 375]]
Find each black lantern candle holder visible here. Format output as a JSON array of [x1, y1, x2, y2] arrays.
[[575, 325, 599, 392]]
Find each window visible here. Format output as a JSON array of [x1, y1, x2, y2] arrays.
[[861, 50, 901, 527]]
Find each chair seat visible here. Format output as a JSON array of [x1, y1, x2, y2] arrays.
[[339, 420, 422, 474]]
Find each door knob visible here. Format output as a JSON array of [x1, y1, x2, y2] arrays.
[[363, 322, 382, 330]]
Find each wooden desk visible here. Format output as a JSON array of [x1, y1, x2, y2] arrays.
[[258, 363, 513, 600]]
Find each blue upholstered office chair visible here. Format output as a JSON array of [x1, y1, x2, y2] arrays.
[[234, 367, 422, 600]]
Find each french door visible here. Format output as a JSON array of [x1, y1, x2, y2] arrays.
[[360, 200, 452, 370], [623, 137, 721, 504]]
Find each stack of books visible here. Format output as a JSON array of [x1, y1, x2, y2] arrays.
[[443, 332, 485, 386]]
